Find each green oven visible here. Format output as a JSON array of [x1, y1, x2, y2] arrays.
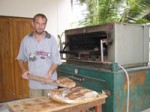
[[57, 62, 150, 112]]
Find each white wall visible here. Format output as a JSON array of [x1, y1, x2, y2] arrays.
[[0, 0, 71, 38], [57, 0, 72, 35]]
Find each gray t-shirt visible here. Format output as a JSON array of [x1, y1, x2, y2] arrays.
[[17, 32, 62, 89]]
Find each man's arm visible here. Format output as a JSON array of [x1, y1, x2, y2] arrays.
[[17, 59, 28, 79], [45, 64, 58, 79]]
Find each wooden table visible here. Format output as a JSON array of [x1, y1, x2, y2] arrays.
[[8, 94, 107, 112]]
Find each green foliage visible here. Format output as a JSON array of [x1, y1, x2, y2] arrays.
[[76, 0, 150, 26]]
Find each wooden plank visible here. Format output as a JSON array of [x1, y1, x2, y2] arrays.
[[13, 18, 32, 99], [8, 94, 107, 112], [0, 16, 33, 102], [27, 74, 76, 88], [0, 17, 16, 102]]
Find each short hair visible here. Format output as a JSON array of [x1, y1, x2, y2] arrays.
[[33, 13, 47, 22]]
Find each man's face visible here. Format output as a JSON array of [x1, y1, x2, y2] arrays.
[[33, 16, 47, 34]]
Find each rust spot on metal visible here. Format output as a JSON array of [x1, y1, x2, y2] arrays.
[[116, 94, 121, 108], [129, 98, 134, 110], [124, 70, 146, 92], [123, 70, 147, 110]]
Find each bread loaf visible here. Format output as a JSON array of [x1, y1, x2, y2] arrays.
[[48, 86, 99, 104], [57, 77, 76, 88]]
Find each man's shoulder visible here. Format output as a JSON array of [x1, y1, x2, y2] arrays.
[[21, 33, 33, 42], [45, 32, 57, 42], [45, 31, 52, 39]]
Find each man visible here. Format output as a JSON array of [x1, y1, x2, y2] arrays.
[[17, 13, 62, 98]]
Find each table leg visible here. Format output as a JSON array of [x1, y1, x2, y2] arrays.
[[95, 105, 102, 112]]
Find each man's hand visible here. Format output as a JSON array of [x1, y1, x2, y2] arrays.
[[44, 73, 52, 80], [22, 71, 29, 79], [40, 73, 51, 84]]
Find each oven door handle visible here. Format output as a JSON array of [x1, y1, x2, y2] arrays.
[[69, 76, 85, 82]]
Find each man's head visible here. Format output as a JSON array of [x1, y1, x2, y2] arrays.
[[32, 13, 48, 35], [33, 13, 47, 22]]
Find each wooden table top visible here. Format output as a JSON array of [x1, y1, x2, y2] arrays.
[[8, 94, 107, 112]]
